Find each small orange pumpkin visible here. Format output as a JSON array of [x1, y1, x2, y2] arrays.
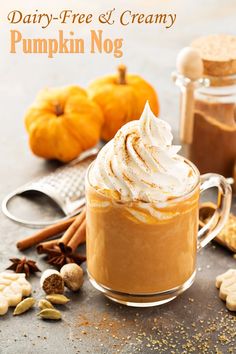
[[25, 86, 104, 162], [88, 65, 159, 141]]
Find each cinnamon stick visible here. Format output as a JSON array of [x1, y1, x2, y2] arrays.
[[37, 239, 60, 254], [58, 209, 86, 250], [66, 219, 86, 253], [17, 216, 77, 251]]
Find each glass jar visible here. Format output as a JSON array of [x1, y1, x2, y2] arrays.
[[190, 74, 236, 177], [174, 35, 236, 179]]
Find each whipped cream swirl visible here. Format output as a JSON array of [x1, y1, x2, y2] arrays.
[[90, 102, 197, 203]]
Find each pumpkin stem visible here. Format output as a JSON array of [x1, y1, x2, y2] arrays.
[[55, 103, 64, 117], [117, 64, 127, 85]]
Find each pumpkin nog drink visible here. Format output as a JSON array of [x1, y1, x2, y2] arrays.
[[86, 103, 231, 307]]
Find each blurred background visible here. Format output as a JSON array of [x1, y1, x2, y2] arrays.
[[0, 0, 236, 189]]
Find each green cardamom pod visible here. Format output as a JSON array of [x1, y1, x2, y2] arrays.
[[13, 297, 35, 316], [38, 299, 54, 310], [38, 308, 62, 320], [46, 294, 70, 305]]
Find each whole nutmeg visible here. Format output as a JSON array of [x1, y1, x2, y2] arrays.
[[60, 264, 83, 292]]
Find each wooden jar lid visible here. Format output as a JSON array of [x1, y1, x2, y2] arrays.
[[191, 35, 236, 77]]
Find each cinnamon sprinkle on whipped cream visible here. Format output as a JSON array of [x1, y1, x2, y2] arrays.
[[90, 102, 197, 203]]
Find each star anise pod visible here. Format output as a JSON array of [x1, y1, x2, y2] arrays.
[[6, 257, 41, 278], [45, 248, 86, 269]]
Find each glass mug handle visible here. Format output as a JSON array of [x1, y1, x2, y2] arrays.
[[198, 173, 232, 250]]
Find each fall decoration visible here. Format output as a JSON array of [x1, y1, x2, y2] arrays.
[[88, 65, 159, 141], [25, 86, 104, 162], [6, 257, 41, 278]]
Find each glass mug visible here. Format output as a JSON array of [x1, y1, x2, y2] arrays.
[[85, 159, 232, 307]]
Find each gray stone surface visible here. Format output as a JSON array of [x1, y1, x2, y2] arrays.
[[0, 1, 236, 353]]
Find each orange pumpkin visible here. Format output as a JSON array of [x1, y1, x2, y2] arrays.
[[25, 86, 104, 162], [88, 65, 159, 141]]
